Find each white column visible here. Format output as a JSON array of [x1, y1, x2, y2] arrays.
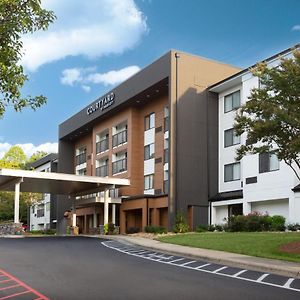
[[93, 207, 98, 228], [104, 189, 109, 224], [72, 213, 77, 227], [243, 202, 251, 215], [14, 182, 20, 223], [112, 204, 116, 225]]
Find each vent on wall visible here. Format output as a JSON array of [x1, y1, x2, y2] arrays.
[[246, 177, 257, 184], [155, 126, 162, 133], [155, 157, 162, 164]]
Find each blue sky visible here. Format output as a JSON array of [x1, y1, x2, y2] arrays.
[[0, 0, 299, 157]]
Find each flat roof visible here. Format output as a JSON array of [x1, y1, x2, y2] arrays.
[[209, 43, 300, 93], [0, 169, 130, 197]]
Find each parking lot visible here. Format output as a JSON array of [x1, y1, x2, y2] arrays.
[[0, 236, 299, 299]]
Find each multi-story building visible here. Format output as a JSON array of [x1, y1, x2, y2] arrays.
[[209, 44, 300, 225], [28, 154, 58, 230], [57, 50, 239, 234]]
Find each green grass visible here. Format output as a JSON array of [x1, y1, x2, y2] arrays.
[[157, 232, 300, 263]]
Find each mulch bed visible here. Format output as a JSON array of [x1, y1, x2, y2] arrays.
[[279, 241, 300, 254]]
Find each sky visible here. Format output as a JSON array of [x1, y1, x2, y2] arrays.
[[0, 0, 299, 158]]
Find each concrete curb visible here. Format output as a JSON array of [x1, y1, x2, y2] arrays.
[[97, 235, 300, 279]]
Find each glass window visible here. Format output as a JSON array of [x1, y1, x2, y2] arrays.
[[145, 113, 155, 131], [224, 90, 240, 113], [224, 162, 240, 182], [144, 143, 155, 160], [224, 128, 240, 147], [259, 152, 279, 173], [144, 174, 154, 190]]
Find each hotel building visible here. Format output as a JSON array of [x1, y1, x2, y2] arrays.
[[209, 44, 300, 225], [57, 50, 239, 234]]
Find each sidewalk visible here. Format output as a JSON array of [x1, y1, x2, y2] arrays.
[[99, 234, 300, 279]]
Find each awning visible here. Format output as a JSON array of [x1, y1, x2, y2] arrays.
[[0, 168, 130, 197]]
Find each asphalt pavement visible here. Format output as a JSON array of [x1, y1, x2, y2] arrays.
[[0, 236, 299, 300]]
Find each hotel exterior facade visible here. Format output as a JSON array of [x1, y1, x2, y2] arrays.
[[56, 44, 300, 234], [57, 50, 239, 234], [209, 45, 300, 226]]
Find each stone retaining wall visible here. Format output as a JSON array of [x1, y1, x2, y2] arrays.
[[0, 222, 23, 235]]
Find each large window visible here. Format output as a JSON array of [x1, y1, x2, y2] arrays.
[[224, 128, 240, 147], [144, 174, 154, 190], [224, 162, 240, 182], [144, 113, 155, 131], [224, 90, 240, 113], [259, 152, 279, 173], [144, 143, 155, 160]]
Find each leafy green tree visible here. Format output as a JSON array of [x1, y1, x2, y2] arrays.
[[2, 145, 27, 167], [0, 0, 56, 117], [27, 151, 48, 165], [234, 49, 300, 180]]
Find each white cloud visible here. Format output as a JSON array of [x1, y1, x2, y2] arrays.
[[21, 0, 148, 71], [81, 85, 91, 93], [0, 142, 58, 160], [61, 65, 140, 88], [292, 25, 300, 31], [60, 68, 82, 86], [86, 66, 140, 86]]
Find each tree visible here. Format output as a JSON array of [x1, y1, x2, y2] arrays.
[[234, 49, 300, 180], [2, 145, 27, 167], [27, 150, 48, 165], [0, 0, 56, 117]]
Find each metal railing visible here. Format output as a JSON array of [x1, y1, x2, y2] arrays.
[[164, 180, 169, 194], [96, 165, 108, 177], [164, 117, 169, 132], [112, 158, 127, 174], [96, 139, 109, 153], [164, 148, 169, 164], [75, 152, 86, 165], [112, 130, 127, 147]]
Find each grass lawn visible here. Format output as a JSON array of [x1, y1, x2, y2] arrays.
[[157, 232, 300, 263]]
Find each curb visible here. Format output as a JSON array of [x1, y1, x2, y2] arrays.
[[99, 235, 300, 279]]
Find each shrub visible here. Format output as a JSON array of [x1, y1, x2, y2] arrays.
[[287, 223, 300, 231], [215, 224, 224, 232], [103, 223, 109, 235], [144, 226, 167, 234], [270, 215, 286, 231], [207, 225, 216, 232], [195, 225, 208, 232], [226, 212, 286, 232], [173, 212, 189, 233], [126, 227, 140, 234], [29, 229, 56, 235]]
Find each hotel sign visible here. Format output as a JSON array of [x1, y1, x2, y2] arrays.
[[87, 92, 115, 115]]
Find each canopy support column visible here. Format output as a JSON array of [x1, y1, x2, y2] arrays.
[[104, 189, 109, 224], [14, 182, 21, 224], [112, 204, 116, 225]]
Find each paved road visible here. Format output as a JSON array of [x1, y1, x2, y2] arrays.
[[0, 236, 299, 300]]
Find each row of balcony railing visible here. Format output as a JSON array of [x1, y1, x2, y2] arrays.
[[95, 158, 128, 176], [95, 129, 128, 154]]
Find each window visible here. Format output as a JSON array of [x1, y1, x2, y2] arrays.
[[145, 113, 155, 131], [224, 90, 240, 113], [144, 143, 155, 160], [259, 152, 279, 173], [144, 174, 154, 190], [164, 107, 169, 132], [76, 168, 87, 176], [75, 147, 86, 165], [224, 128, 240, 147], [224, 162, 240, 182]]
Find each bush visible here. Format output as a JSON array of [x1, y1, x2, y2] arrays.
[[215, 224, 224, 232], [173, 212, 189, 233], [195, 225, 208, 232], [270, 215, 286, 231], [226, 212, 285, 232], [207, 225, 216, 232], [29, 229, 56, 235], [144, 226, 167, 234], [287, 223, 300, 231], [126, 227, 140, 234]]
